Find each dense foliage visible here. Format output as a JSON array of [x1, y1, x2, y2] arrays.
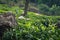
[[0, 4, 60, 40], [0, 0, 60, 15], [39, 4, 60, 16], [30, 0, 60, 7], [30, 0, 60, 15]]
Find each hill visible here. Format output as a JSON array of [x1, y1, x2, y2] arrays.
[[0, 4, 60, 40]]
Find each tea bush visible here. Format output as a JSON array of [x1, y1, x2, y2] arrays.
[[0, 4, 60, 40], [3, 13, 60, 40]]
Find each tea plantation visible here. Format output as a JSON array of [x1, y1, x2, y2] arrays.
[[0, 4, 60, 40]]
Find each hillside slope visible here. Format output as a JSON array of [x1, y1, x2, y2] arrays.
[[0, 4, 60, 40]]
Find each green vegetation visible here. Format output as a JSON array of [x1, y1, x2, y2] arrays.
[[0, 0, 60, 15], [39, 4, 60, 16], [0, 4, 60, 40], [30, 0, 60, 15], [0, 0, 60, 40]]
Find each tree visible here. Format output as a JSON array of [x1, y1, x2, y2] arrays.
[[23, 0, 29, 16], [38, 0, 60, 7]]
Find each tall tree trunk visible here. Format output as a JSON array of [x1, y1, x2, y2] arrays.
[[23, 0, 29, 16]]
